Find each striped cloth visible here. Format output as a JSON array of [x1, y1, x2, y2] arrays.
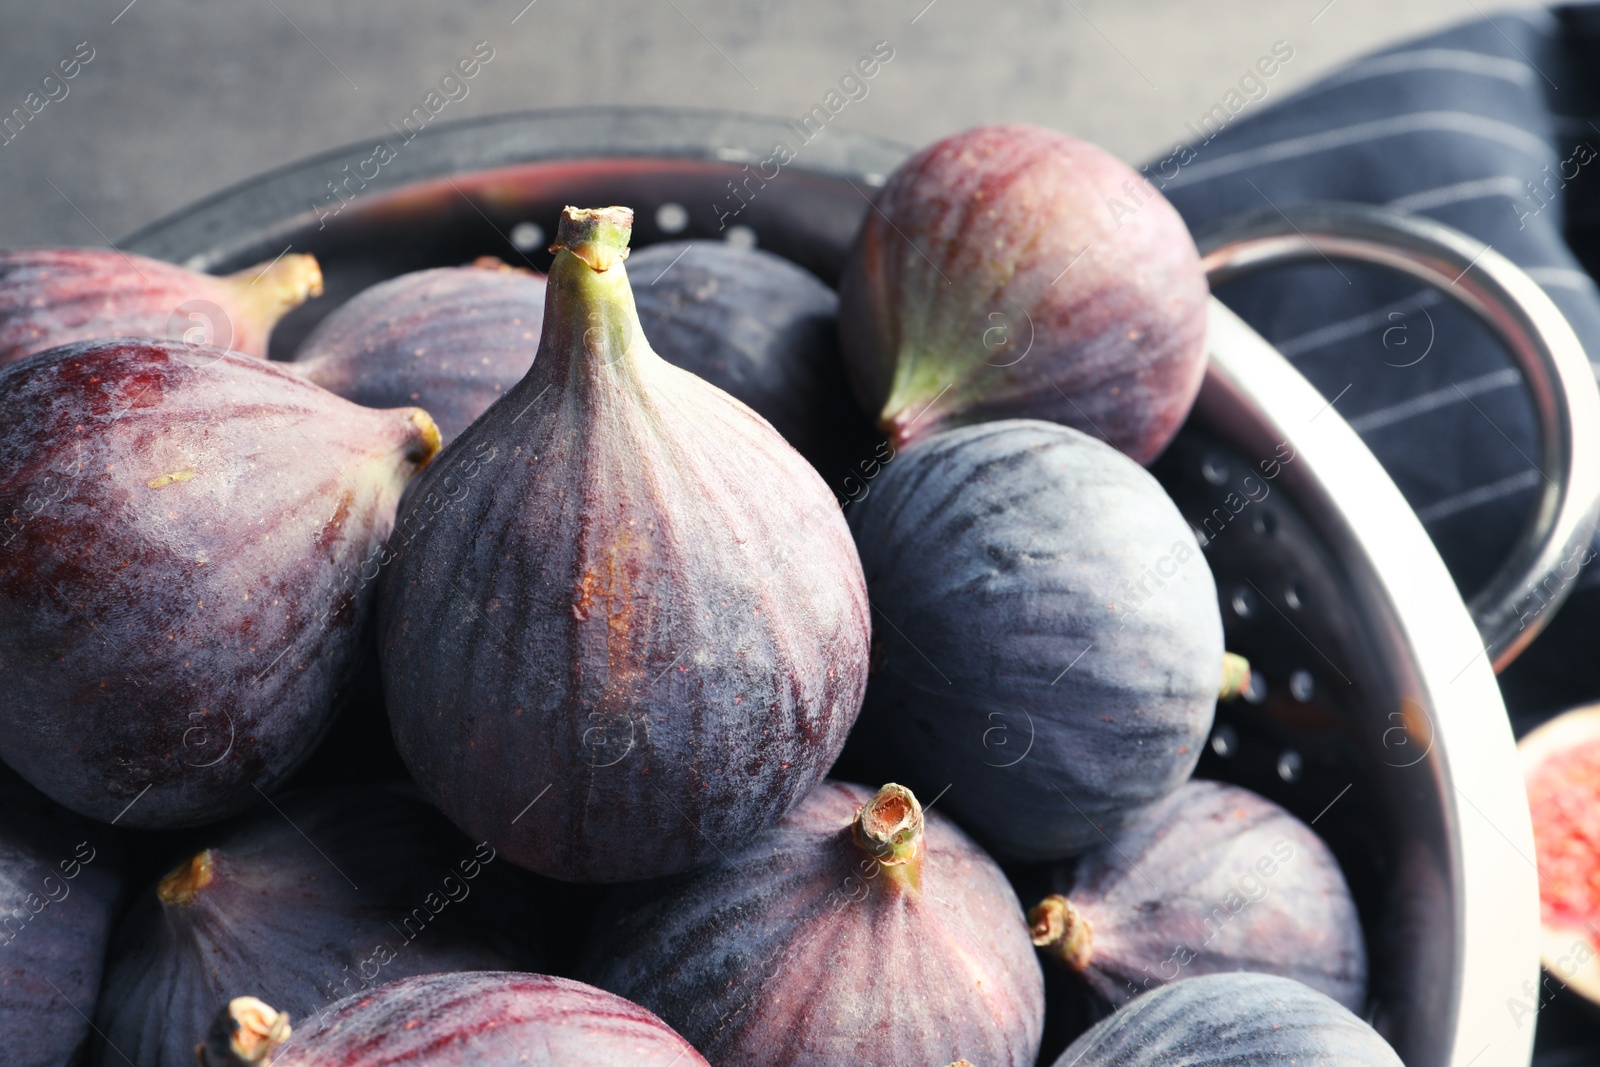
[[1150, 4, 1600, 733]]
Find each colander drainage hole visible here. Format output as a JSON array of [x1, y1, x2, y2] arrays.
[[1277, 749, 1303, 783], [1289, 670, 1314, 702], [1210, 723, 1238, 757]]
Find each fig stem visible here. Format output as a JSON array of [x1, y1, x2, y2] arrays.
[[405, 409, 443, 470], [852, 783, 924, 892], [198, 996, 291, 1066], [1029, 894, 1094, 971], [224, 253, 325, 334], [157, 849, 215, 906], [550, 206, 634, 273], [1218, 651, 1252, 702]]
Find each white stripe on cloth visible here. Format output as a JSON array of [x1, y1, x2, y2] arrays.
[[1386, 175, 1528, 212], [1302, 49, 1535, 97], [1348, 367, 1522, 434], [1166, 112, 1555, 190], [1415, 468, 1541, 524], [1274, 290, 1442, 359]]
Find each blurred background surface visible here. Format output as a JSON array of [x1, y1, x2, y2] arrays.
[[0, 0, 1542, 247]]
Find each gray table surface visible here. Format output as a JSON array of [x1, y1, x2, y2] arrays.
[[0, 0, 1541, 249]]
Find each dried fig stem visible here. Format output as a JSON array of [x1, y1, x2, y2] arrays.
[[1030, 894, 1094, 971], [197, 996, 291, 1066], [223, 254, 325, 336], [852, 783, 924, 892], [157, 849, 215, 906]]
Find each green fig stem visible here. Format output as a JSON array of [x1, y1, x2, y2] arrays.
[[223, 253, 325, 332], [852, 783, 924, 892], [197, 996, 291, 1066], [1030, 894, 1094, 971], [550, 206, 633, 273], [1218, 651, 1252, 702], [157, 849, 215, 905]]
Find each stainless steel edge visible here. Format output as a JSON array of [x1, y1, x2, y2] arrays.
[[1205, 300, 1538, 1067], [1199, 203, 1600, 672]]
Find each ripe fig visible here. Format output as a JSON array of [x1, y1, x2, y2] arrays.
[[0, 248, 323, 366], [290, 259, 546, 445], [0, 776, 124, 1067], [627, 239, 880, 489], [196, 972, 710, 1067], [577, 781, 1044, 1067], [0, 340, 440, 827], [378, 207, 870, 883], [1028, 779, 1366, 1024], [841, 419, 1222, 861], [1051, 972, 1403, 1066], [94, 786, 543, 1067], [838, 123, 1208, 464]]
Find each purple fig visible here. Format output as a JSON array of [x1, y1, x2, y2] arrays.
[[0, 340, 440, 827], [1028, 779, 1366, 1028], [94, 786, 543, 1067], [578, 781, 1045, 1067], [290, 259, 546, 444], [196, 972, 710, 1067], [0, 248, 323, 366], [0, 776, 124, 1067], [378, 207, 870, 883], [838, 124, 1209, 464], [627, 239, 881, 490]]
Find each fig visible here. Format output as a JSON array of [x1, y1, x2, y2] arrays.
[[0, 340, 440, 827], [841, 419, 1222, 861], [94, 786, 543, 1067], [0, 248, 323, 366], [1517, 704, 1600, 1005], [838, 123, 1208, 464], [196, 972, 709, 1067], [1028, 779, 1366, 1024], [1052, 972, 1403, 1066], [0, 776, 124, 1067], [378, 207, 870, 883], [290, 259, 546, 445], [577, 781, 1044, 1067], [627, 239, 880, 488]]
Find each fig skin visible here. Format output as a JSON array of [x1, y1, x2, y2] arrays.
[[198, 972, 710, 1067], [290, 260, 546, 445], [0, 340, 440, 828], [0, 777, 124, 1067], [842, 419, 1222, 861], [1052, 972, 1403, 1066], [577, 781, 1045, 1067], [627, 239, 880, 488], [838, 123, 1209, 464], [0, 248, 323, 366], [94, 786, 544, 1067], [1030, 779, 1366, 1025], [379, 207, 870, 883]]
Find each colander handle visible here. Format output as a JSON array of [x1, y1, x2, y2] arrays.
[[1197, 202, 1600, 673]]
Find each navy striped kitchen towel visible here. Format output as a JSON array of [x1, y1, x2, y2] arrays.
[[1148, 4, 1600, 729]]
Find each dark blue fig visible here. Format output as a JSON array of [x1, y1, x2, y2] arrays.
[[1029, 779, 1366, 1024], [577, 781, 1044, 1067], [95, 786, 543, 1067], [0, 341, 441, 827], [1052, 972, 1403, 1066], [197, 972, 710, 1067], [627, 240, 880, 489], [290, 259, 546, 445], [378, 207, 870, 883], [0, 778, 124, 1067], [842, 419, 1222, 861], [0, 248, 322, 366], [838, 124, 1208, 464]]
